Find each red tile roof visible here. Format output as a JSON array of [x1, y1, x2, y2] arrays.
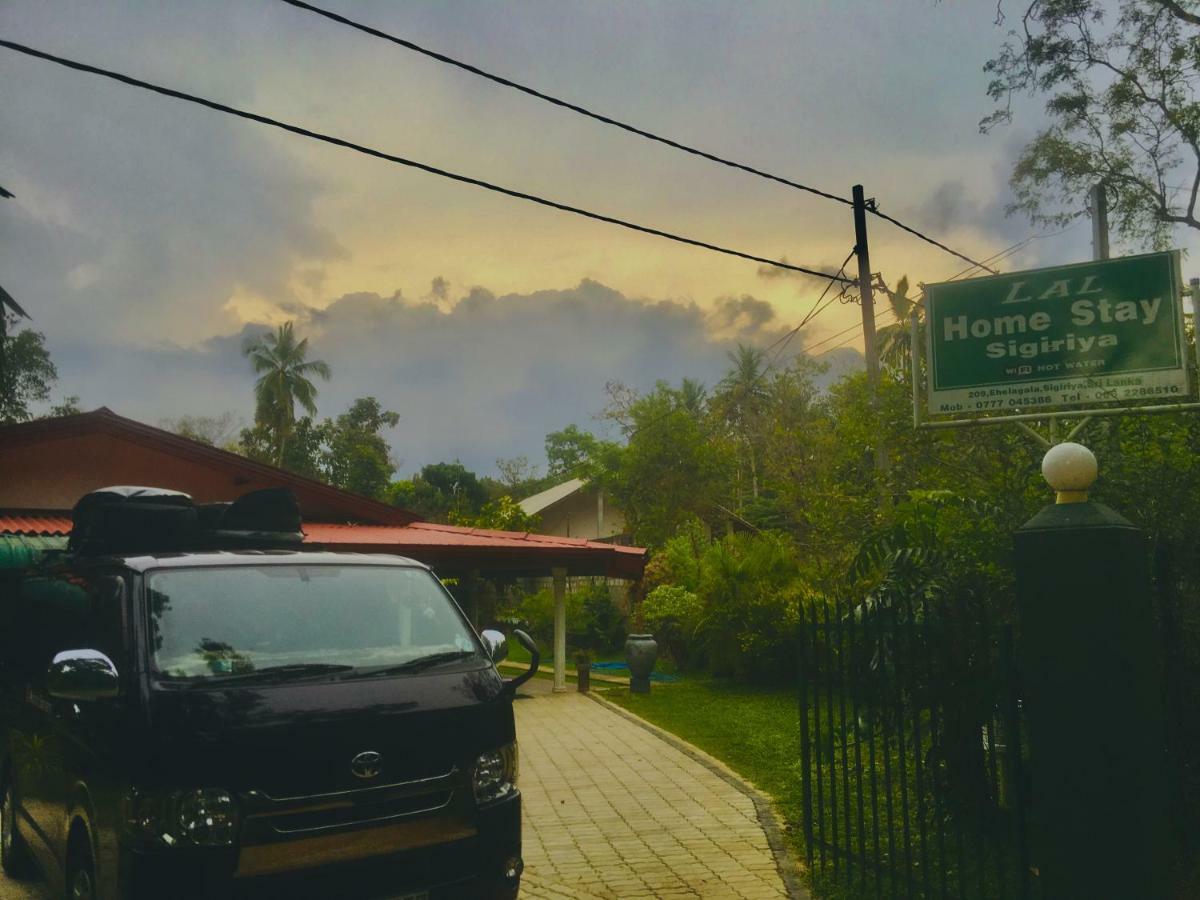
[[0, 514, 70, 536], [0, 515, 646, 579]]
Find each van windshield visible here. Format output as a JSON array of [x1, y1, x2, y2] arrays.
[[147, 565, 482, 681]]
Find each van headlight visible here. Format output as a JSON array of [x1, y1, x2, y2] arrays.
[[472, 742, 518, 806], [125, 788, 239, 847]]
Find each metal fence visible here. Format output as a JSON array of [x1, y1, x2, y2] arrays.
[[797, 600, 1034, 899]]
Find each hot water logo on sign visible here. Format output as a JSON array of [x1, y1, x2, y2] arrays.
[[924, 251, 1188, 415]]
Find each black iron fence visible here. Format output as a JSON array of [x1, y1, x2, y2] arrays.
[[797, 600, 1034, 899]]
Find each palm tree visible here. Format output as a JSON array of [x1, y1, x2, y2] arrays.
[[877, 275, 922, 375], [716, 343, 770, 505], [243, 321, 331, 465], [678, 377, 708, 418]]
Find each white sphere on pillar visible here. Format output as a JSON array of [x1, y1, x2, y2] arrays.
[[1042, 442, 1098, 502]]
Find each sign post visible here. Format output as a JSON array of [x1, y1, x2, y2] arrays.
[[919, 251, 1197, 425]]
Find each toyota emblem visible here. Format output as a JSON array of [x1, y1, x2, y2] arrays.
[[351, 750, 383, 780]]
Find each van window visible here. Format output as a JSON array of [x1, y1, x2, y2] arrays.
[[147, 565, 482, 680], [6, 573, 126, 681]]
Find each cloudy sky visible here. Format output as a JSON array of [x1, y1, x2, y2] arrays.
[[2, 1, 1192, 475]]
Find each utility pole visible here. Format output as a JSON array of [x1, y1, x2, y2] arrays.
[[1090, 182, 1110, 261], [852, 184, 890, 507]]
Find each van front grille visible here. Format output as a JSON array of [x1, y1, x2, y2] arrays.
[[241, 768, 461, 838]]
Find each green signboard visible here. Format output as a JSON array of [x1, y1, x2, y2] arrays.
[[924, 251, 1189, 416]]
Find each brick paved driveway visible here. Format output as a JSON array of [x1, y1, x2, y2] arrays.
[[0, 682, 798, 900], [516, 680, 796, 899]]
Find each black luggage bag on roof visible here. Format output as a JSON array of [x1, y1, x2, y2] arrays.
[[70, 486, 303, 554]]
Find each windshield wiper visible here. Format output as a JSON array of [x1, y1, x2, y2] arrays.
[[199, 663, 355, 685], [344, 650, 478, 678]]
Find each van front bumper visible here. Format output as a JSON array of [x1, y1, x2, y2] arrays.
[[121, 791, 522, 899]]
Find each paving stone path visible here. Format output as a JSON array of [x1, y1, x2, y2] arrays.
[[516, 680, 796, 899]]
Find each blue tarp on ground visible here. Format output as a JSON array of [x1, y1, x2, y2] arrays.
[[590, 661, 680, 682]]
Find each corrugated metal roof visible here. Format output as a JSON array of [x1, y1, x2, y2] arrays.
[[0, 518, 638, 554], [517, 478, 587, 515], [0, 515, 643, 564], [0, 514, 71, 536]]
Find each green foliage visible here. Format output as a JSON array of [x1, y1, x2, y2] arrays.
[[239, 416, 332, 480], [49, 395, 82, 417], [642, 584, 703, 668], [242, 321, 332, 465], [387, 461, 489, 521], [450, 495, 540, 532], [983, 0, 1200, 246], [0, 318, 57, 424], [598, 380, 731, 548], [323, 397, 399, 499], [506, 580, 626, 653], [647, 527, 806, 680], [545, 424, 600, 478]]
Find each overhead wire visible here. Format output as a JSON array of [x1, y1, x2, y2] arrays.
[[276, 0, 853, 209], [767, 248, 857, 367], [276, 0, 998, 275], [0, 39, 853, 285]]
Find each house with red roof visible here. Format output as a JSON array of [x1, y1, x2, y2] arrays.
[[0, 408, 645, 689]]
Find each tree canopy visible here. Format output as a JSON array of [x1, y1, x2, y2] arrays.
[[0, 315, 57, 424], [985, 0, 1200, 247]]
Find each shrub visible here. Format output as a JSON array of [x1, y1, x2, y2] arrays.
[[642, 584, 704, 669], [508, 580, 627, 653]]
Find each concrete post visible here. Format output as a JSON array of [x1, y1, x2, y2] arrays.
[[1013, 443, 1168, 899], [552, 567, 568, 693]]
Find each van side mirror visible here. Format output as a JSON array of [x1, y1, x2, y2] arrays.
[[47, 649, 120, 701], [480, 629, 508, 664], [504, 630, 540, 694]]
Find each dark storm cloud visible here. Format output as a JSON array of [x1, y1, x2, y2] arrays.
[[707, 294, 778, 338], [48, 279, 861, 473], [755, 256, 849, 286]]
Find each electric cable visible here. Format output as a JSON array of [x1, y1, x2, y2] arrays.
[[0, 39, 853, 285], [275, 0, 999, 274], [276, 0, 853, 209]]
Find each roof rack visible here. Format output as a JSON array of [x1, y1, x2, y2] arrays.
[[69, 486, 304, 555]]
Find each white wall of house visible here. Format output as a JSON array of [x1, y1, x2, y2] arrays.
[[537, 486, 626, 542]]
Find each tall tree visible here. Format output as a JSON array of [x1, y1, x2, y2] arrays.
[[0, 314, 57, 424], [242, 321, 331, 465], [599, 381, 731, 548], [714, 344, 769, 505], [323, 397, 400, 499], [984, 0, 1200, 247], [545, 425, 600, 478]]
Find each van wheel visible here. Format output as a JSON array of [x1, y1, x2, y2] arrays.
[[0, 777, 35, 878], [65, 829, 96, 900]]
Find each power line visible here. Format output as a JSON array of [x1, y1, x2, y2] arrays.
[[276, 0, 999, 275], [807, 228, 1067, 357], [0, 39, 853, 285], [868, 207, 998, 274], [277, 0, 853, 209], [768, 248, 857, 367]]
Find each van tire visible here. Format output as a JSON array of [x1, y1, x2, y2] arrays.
[[0, 776, 35, 878], [65, 826, 96, 900]]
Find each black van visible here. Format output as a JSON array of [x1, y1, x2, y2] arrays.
[[0, 487, 539, 899]]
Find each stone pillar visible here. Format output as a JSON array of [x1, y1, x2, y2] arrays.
[[1013, 443, 1168, 899], [552, 567, 568, 693]]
